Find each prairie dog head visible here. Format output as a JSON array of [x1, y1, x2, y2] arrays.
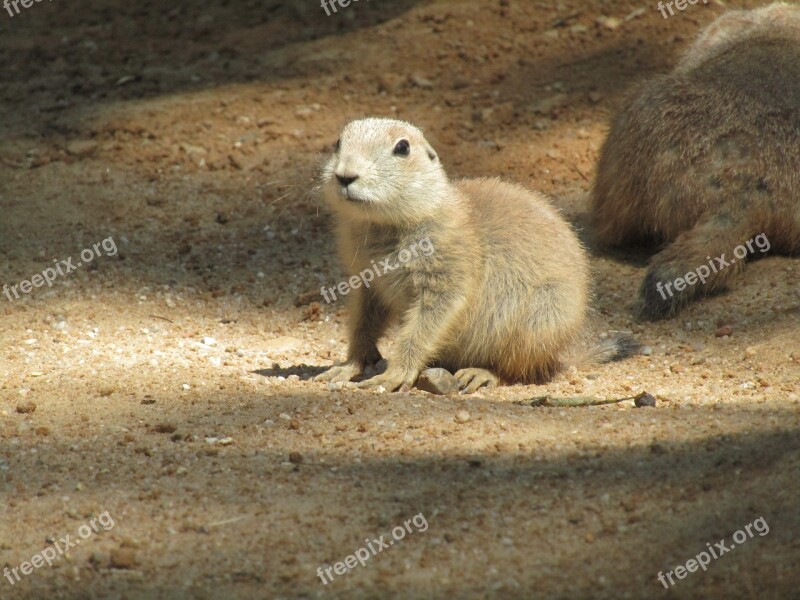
[[321, 118, 450, 225]]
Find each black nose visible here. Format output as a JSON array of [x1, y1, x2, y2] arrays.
[[336, 174, 358, 187]]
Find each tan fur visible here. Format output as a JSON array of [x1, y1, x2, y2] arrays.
[[315, 118, 589, 391], [591, 3, 800, 319]]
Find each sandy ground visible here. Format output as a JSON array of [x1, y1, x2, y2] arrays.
[[0, 1, 798, 598]]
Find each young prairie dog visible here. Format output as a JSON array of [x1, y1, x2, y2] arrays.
[[315, 118, 628, 393], [591, 3, 800, 319]]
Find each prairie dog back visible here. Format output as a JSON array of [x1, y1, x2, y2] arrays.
[[591, 4, 800, 319]]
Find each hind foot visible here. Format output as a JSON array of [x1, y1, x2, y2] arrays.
[[455, 368, 499, 394]]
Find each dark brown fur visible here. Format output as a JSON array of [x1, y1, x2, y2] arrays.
[[591, 4, 800, 319]]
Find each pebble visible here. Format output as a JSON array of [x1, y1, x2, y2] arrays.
[[454, 410, 471, 424], [529, 93, 567, 114], [410, 74, 434, 89], [200, 337, 217, 346], [16, 401, 36, 414], [715, 325, 733, 337], [204, 436, 233, 446], [110, 548, 139, 569], [66, 140, 98, 157], [634, 393, 657, 408], [744, 347, 757, 359], [641, 346, 653, 356], [289, 452, 303, 464], [597, 16, 621, 30], [416, 368, 460, 395]]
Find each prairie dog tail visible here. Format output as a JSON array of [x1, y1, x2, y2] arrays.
[[567, 333, 642, 367]]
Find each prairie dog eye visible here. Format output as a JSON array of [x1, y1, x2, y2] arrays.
[[335, 138, 341, 152], [393, 139, 410, 156]]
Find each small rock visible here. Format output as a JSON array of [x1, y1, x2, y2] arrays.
[[204, 436, 234, 446], [634, 393, 657, 408], [153, 423, 176, 434], [744, 346, 757, 359], [529, 93, 567, 114], [288, 452, 303, 464], [715, 325, 733, 337], [597, 16, 621, 30], [641, 346, 653, 356], [415, 368, 460, 395], [410, 74, 433, 89], [288, 418, 301, 430], [454, 410, 471, 424], [200, 337, 217, 346], [66, 140, 98, 157], [109, 548, 139, 570], [16, 401, 36, 414]]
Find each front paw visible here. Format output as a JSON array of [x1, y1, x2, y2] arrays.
[[314, 362, 363, 384], [356, 368, 418, 392]]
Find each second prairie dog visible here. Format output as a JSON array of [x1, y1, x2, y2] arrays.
[[315, 118, 590, 392], [591, 3, 800, 319]]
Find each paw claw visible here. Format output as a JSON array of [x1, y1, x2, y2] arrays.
[[314, 363, 362, 384], [357, 369, 417, 392], [454, 368, 498, 394]]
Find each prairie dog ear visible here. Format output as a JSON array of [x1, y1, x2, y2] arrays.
[[416, 127, 440, 162]]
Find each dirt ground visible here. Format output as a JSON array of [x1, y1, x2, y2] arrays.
[[0, 0, 798, 598]]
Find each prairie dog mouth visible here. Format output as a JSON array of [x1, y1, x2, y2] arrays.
[[341, 186, 371, 203]]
